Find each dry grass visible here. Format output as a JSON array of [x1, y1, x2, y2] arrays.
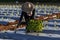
[[0, 20, 26, 31]]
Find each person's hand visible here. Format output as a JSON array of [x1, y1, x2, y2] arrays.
[[19, 24, 26, 28]]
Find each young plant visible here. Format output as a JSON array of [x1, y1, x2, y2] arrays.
[[26, 19, 44, 32]]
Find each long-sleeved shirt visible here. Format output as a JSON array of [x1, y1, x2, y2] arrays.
[[17, 9, 35, 27]]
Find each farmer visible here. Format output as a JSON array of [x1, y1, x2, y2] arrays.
[[17, 2, 35, 27]]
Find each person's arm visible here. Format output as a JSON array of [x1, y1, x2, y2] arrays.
[[31, 9, 35, 19], [17, 11, 24, 28]]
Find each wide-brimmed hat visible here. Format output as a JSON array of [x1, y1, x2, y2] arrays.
[[22, 2, 34, 13]]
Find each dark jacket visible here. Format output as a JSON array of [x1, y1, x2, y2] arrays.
[[17, 9, 35, 27]]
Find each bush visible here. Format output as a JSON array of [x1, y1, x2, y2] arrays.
[[26, 19, 44, 32]]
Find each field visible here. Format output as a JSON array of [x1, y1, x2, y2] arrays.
[[0, 4, 60, 40]]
